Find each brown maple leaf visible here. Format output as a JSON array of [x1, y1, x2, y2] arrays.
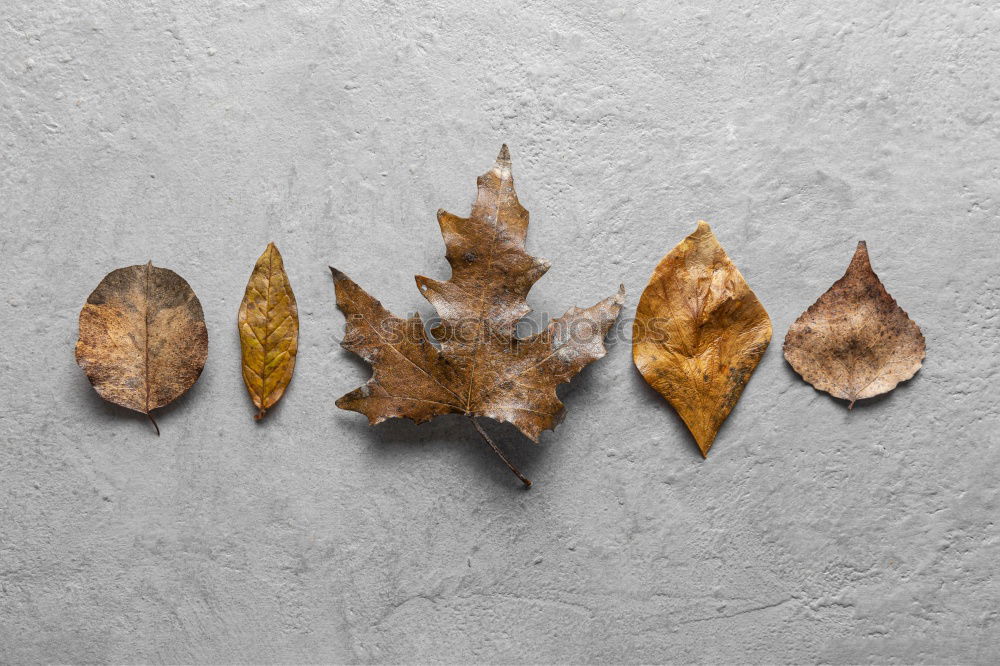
[[783, 241, 925, 407], [331, 145, 624, 486], [632, 221, 771, 457]]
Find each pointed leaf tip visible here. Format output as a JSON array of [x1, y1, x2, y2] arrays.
[[497, 144, 511, 163], [848, 240, 873, 273], [329, 266, 348, 281]]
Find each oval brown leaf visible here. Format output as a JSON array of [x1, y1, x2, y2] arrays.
[[783, 241, 925, 407], [75, 262, 208, 433], [633, 221, 771, 457], [238, 242, 299, 420]]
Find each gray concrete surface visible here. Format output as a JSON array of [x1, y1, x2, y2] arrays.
[[2, 1, 999, 663]]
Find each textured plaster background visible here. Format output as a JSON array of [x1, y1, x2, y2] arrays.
[[2, 1, 999, 663]]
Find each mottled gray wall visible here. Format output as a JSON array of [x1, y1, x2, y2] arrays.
[[2, 1, 998, 663]]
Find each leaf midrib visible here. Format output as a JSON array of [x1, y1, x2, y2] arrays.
[[462, 170, 508, 413]]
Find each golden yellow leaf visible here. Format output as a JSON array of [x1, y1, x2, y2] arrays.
[[76, 261, 208, 434], [633, 221, 771, 457], [239, 242, 299, 420]]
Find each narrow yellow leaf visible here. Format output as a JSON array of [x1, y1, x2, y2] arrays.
[[238, 242, 299, 420]]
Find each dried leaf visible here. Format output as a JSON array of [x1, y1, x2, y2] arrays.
[[238, 242, 299, 420], [632, 221, 771, 457], [783, 241, 925, 407], [331, 145, 624, 486], [75, 262, 208, 433]]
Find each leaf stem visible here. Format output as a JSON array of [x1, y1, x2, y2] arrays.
[[469, 417, 531, 488], [146, 411, 160, 436], [254, 407, 266, 421]]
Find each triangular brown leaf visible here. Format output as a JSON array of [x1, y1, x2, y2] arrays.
[[783, 241, 925, 407], [75, 262, 208, 433], [238, 242, 299, 420], [633, 221, 771, 457], [332, 146, 624, 486]]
